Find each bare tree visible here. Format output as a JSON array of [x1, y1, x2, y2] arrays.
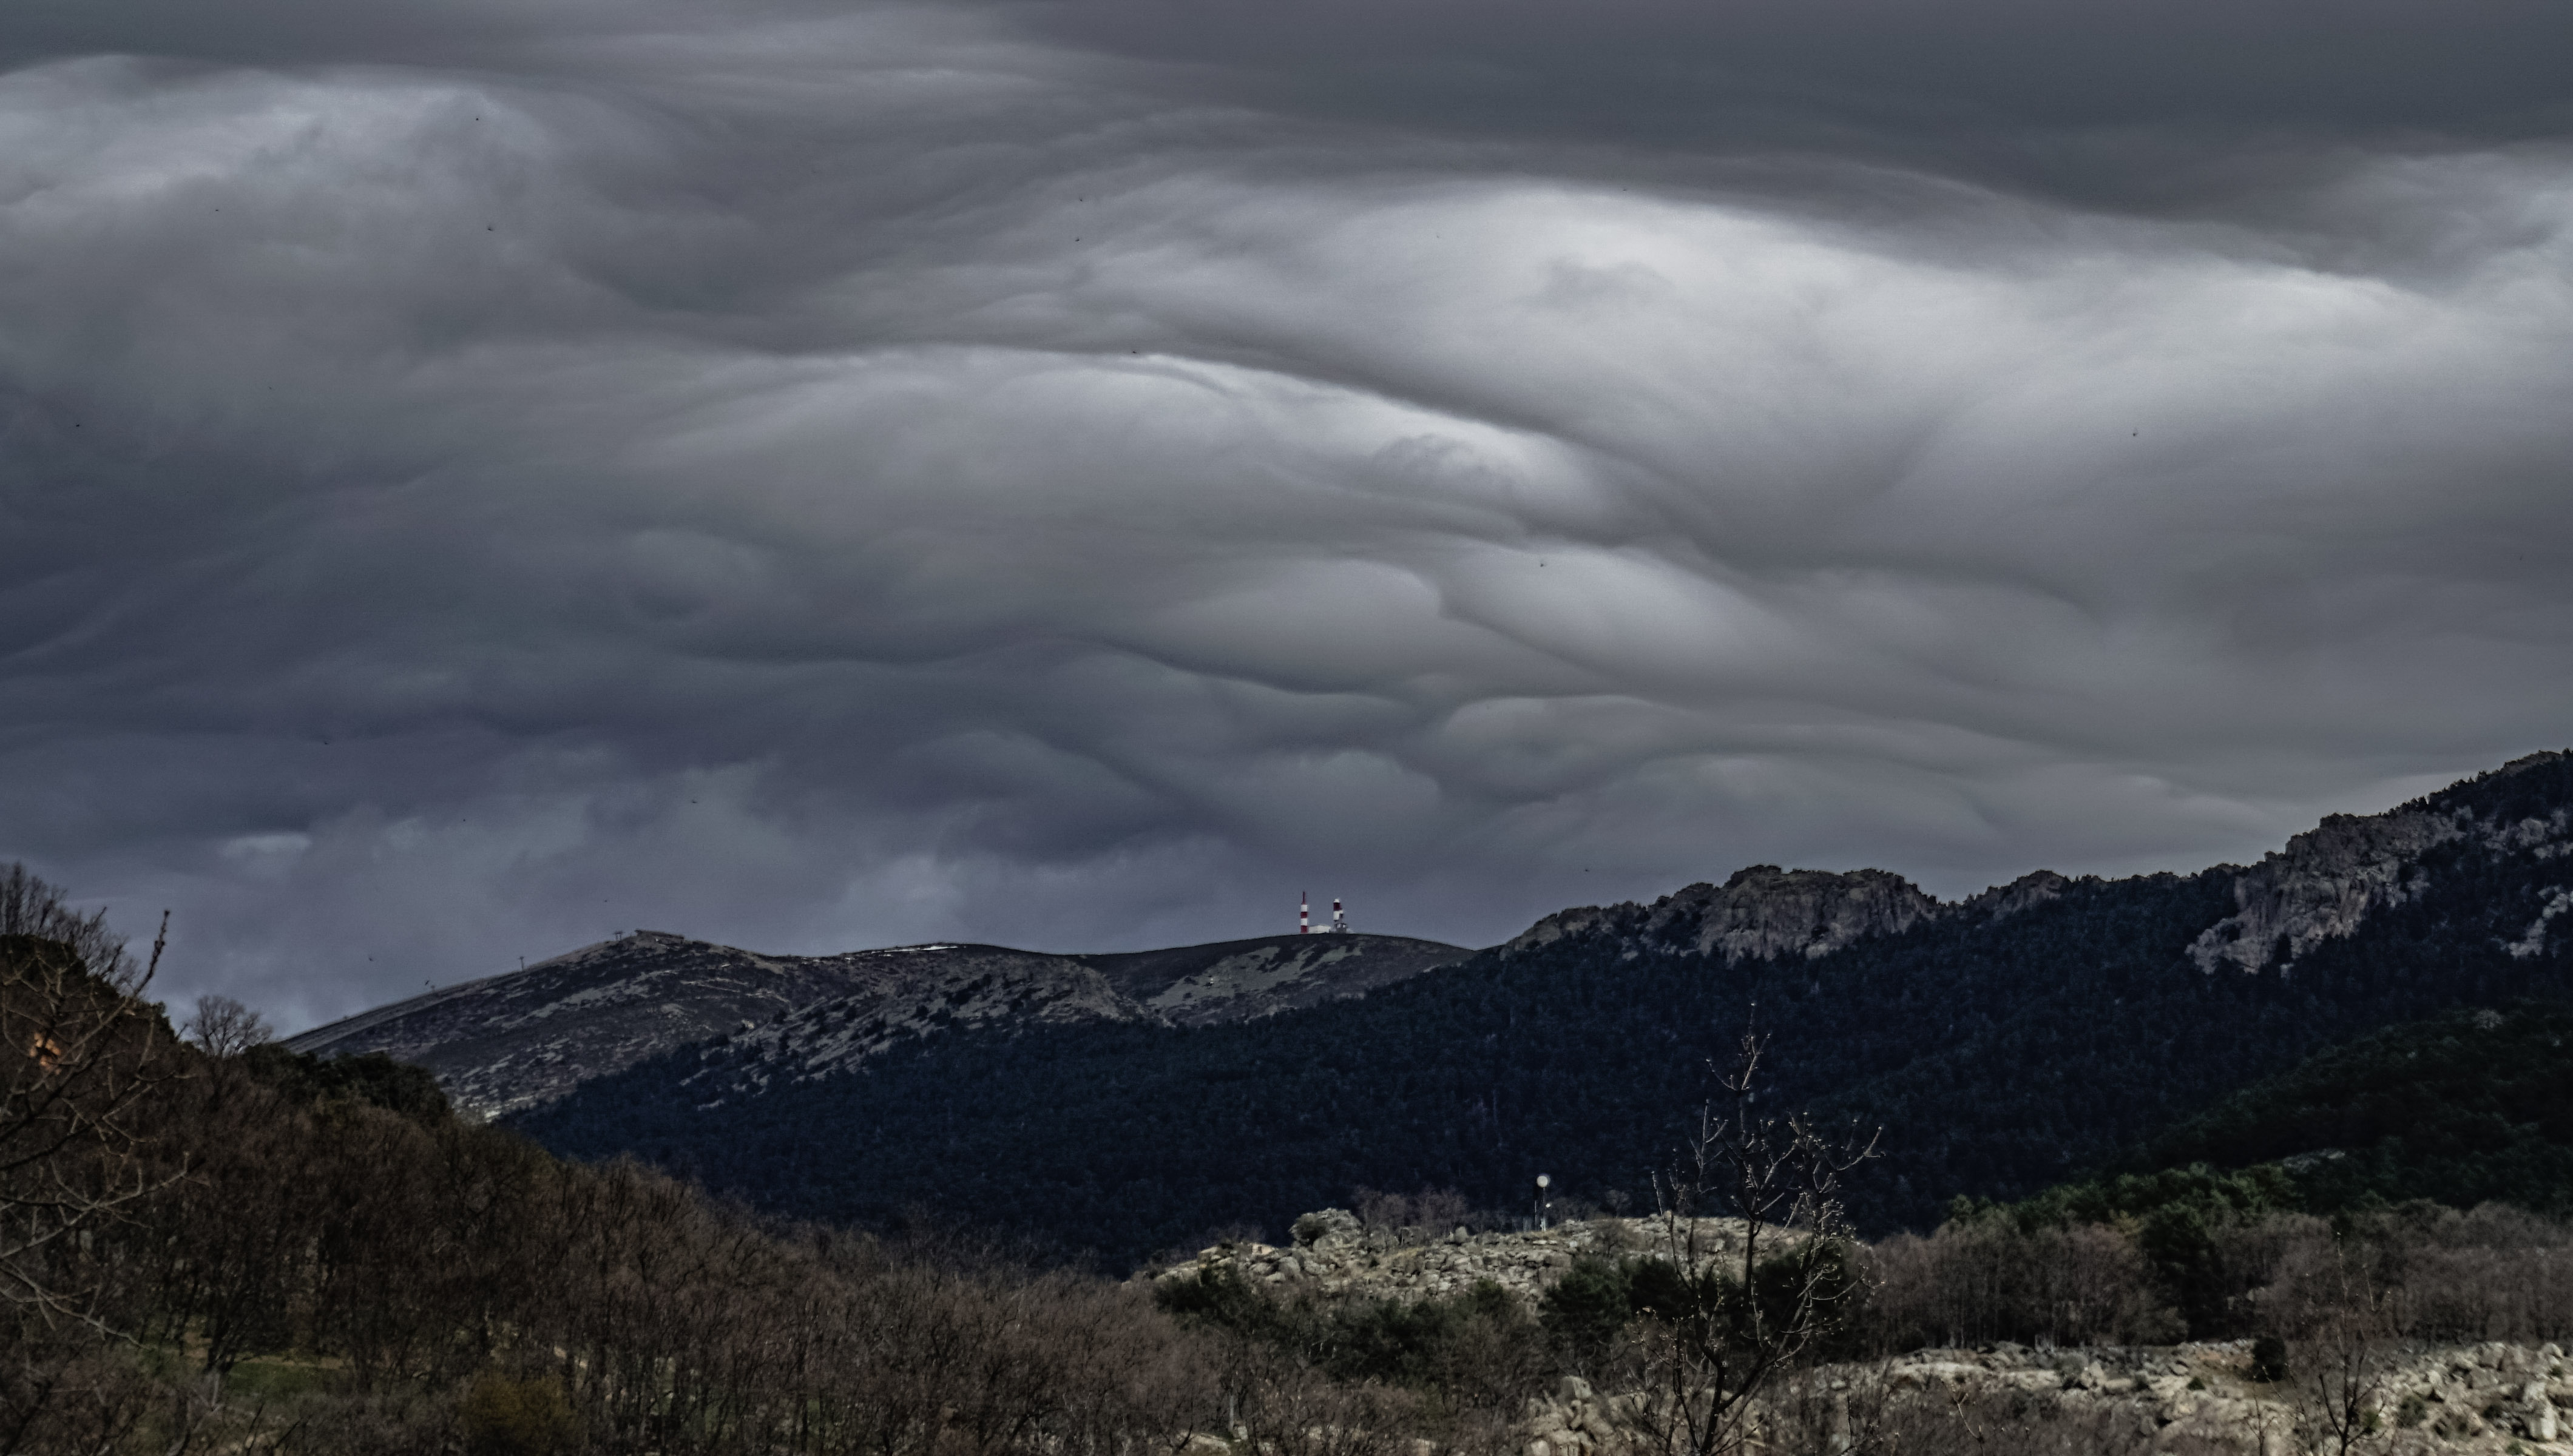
[[0, 866, 137, 986], [181, 995, 275, 1059], [2294, 1251, 2395, 1456], [0, 866, 183, 1325], [0, 868, 191, 1456], [1626, 1023, 1879, 1456]]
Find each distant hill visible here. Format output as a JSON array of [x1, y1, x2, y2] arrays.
[[511, 751, 2573, 1266], [289, 930, 1466, 1118]]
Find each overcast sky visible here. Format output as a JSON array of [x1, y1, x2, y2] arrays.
[[6, 0, 2571, 1031]]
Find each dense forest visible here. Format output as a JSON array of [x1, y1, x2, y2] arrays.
[[518, 757, 2573, 1266], [2129, 1000, 2573, 1215]]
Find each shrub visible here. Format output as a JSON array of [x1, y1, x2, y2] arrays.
[[1540, 1255, 1634, 1366], [458, 1372, 578, 1456], [2248, 1334, 2288, 1383]]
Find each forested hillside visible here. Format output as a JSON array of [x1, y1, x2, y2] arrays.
[[2125, 1000, 2573, 1215], [516, 754, 2573, 1266]]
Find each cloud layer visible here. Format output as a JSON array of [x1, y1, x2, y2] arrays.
[[5, 0, 2571, 1027]]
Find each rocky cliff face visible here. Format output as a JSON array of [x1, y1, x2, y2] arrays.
[[1503, 865, 1955, 965], [2186, 808, 2466, 973], [1648, 865, 1942, 961], [2189, 751, 2571, 974]]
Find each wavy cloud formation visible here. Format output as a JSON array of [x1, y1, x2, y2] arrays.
[[4, 0, 2569, 1025]]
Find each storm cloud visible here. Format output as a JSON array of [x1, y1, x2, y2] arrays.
[[4, 0, 2570, 1027]]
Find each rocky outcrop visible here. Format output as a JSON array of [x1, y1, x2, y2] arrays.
[[2188, 809, 2472, 974], [1503, 752, 2573, 982], [2509, 886, 2573, 959], [1962, 868, 2072, 921], [2189, 754, 2573, 975], [1645, 866, 1942, 962], [1500, 863, 2091, 968], [1503, 868, 1940, 965]]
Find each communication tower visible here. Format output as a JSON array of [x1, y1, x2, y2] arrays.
[[1300, 892, 1352, 934]]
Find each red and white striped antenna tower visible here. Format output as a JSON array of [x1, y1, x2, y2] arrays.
[[1299, 891, 1310, 935]]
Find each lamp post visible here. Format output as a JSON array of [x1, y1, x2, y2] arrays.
[[1535, 1173, 1551, 1230]]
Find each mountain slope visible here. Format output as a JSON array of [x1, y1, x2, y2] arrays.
[[292, 929, 1467, 1117], [1078, 934, 1465, 1026], [672, 934, 1463, 1104], [512, 751, 2573, 1265], [2130, 999, 2573, 1214], [285, 931, 905, 1117]]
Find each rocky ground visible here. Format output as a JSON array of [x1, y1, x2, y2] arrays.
[[1834, 1338, 2561, 1455], [1515, 1339, 2572, 1456], [1152, 1208, 1765, 1303], [1157, 1213, 2573, 1455]]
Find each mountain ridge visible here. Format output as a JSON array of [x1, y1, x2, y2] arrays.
[[510, 749, 2573, 1264], [290, 928, 1470, 1117]]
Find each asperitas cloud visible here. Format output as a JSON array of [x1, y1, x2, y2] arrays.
[[4, 0, 2569, 1026]]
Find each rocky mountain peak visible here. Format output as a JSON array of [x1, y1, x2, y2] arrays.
[[2190, 752, 2573, 974], [1961, 869, 2073, 920], [1503, 865, 1940, 964], [1648, 866, 1941, 962]]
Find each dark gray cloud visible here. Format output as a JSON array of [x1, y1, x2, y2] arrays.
[[3, 0, 2569, 1029]]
